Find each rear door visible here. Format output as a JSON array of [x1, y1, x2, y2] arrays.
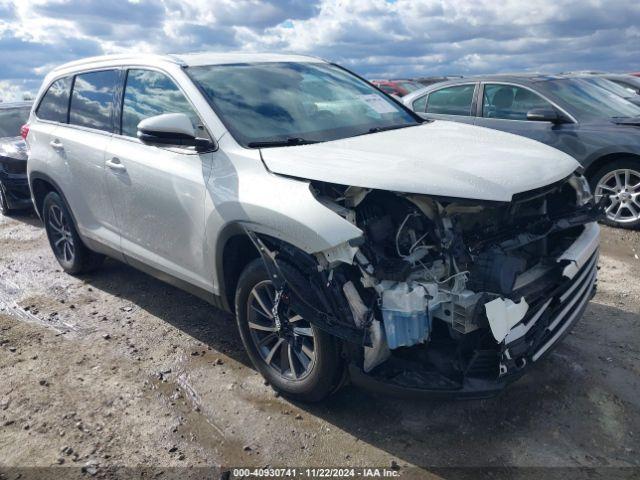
[[417, 83, 478, 124], [29, 77, 72, 198], [104, 68, 213, 290], [52, 69, 122, 252], [473, 82, 578, 148]]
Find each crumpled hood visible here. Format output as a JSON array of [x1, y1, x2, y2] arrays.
[[260, 121, 580, 202]]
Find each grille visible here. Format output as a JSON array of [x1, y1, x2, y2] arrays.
[[505, 250, 598, 362]]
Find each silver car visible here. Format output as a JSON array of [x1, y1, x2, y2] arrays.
[[25, 53, 601, 401]]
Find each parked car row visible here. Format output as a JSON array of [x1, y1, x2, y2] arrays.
[[8, 53, 604, 402], [402, 74, 640, 228]]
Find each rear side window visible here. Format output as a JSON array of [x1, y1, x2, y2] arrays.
[[121, 69, 203, 138], [426, 84, 476, 116], [36, 77, 72, 123], [69, 70, 119, 132]]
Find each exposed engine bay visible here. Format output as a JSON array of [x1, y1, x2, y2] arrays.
[[247, 173, 602, 397]]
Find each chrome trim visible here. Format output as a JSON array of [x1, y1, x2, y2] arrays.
[[547, 268, 596, 332], [559, 253, 599, 303], [531, 271, 594, 362], [505, 298, 553, 344]]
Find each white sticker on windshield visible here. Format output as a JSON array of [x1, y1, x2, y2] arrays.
[[358, 94, 397, 114]]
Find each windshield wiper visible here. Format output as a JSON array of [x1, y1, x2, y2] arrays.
[[366, 123, 420, 134], [247, 137, 319, 148]]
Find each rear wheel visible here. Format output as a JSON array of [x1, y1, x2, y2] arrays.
[[235, 259, 343, 402], [591, 159, 640, 229], [42, 191, 104, 274]]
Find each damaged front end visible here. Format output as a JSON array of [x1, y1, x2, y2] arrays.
[[247, 172, 602, 398]]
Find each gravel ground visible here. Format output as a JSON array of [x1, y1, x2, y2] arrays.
[[0, 211, 639, 478]]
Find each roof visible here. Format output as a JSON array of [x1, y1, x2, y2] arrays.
[[50, 52, 324, 74], [0, 101, 32, 109]]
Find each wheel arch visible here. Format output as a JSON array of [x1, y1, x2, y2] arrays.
[[215, 223, 261, 313], [584, 152, 640, 182]]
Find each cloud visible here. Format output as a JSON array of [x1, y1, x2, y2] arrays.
[[0, 0, 639, 100]]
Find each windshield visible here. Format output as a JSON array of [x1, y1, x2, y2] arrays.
[[540, 78, 640, 119], [0, 107, 30, 138], [581, 77, 637, 99], [188, 62, 419, 147]]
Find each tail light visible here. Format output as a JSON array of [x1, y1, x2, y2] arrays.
[[20, 124, 30, 140]]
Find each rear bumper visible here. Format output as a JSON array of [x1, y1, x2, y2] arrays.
[[348, 224, 599, 400]]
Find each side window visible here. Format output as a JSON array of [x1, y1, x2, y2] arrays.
[[482, 84, 553, 120], [69, 70, 120, 132], [426, 85, 475, 116], [412, 95, 427, 112], [121, 69, 204, 139], [36, 77, 72, 123]]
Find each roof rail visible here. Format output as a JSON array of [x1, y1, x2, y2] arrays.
[[52, 53, 181, 73]]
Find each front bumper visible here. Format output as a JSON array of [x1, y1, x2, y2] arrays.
[[348, 223, 599, 399]]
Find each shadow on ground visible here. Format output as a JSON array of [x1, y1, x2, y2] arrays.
[[71, 255, 640, 470]]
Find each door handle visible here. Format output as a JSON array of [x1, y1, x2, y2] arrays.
[[106, 158, 127, 172], [50, 139, 64, 150]]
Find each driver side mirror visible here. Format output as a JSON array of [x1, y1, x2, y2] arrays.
[[137, 113, 216, 152], [526, 108, 567, 124]]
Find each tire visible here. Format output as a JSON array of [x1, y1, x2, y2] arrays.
[[0, 182, 15, 216], [590, 159, 640, 230], [42, 191, 104, 274], [234, 258, 343, 402]]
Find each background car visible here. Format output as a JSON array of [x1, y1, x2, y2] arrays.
[[0, 101, 31, 215], [562, 74, 640, 106], [370, 79, 423, 97], [596, 74, 640, 95], [412, 76, 456, 87], [403, 75, 640, 228]]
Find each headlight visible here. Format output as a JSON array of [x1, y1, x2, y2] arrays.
[[569, 173, 593, 205]]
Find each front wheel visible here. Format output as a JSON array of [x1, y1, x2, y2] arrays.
[[234, 259, 343, 402], [591, 159, 640, 229]]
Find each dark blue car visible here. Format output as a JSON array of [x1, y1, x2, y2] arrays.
[[404, 75, 640, 229], [0, 101, 31, 215]]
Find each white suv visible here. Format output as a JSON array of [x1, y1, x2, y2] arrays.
[[25, 53, 601, 401]]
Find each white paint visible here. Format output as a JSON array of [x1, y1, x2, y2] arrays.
[[260, 121, 579, 202], [485, 296, 530, 342], [556, 222, 600, 279]]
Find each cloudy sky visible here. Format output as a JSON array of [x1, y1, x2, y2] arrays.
[[1, 0, 640, 101]]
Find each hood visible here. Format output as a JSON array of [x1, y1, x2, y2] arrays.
[[260, 121, 579, 202]]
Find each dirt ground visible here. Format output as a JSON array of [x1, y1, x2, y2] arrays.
[[0, 210, 639, 478]]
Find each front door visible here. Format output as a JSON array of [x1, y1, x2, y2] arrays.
[[473, 83, 579, 152], [104, 69, 213, 290]]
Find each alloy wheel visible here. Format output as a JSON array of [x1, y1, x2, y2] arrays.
[[595, 168, 640, 224], [47, 204, 75, 263], [246, 280, 316, 381]]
